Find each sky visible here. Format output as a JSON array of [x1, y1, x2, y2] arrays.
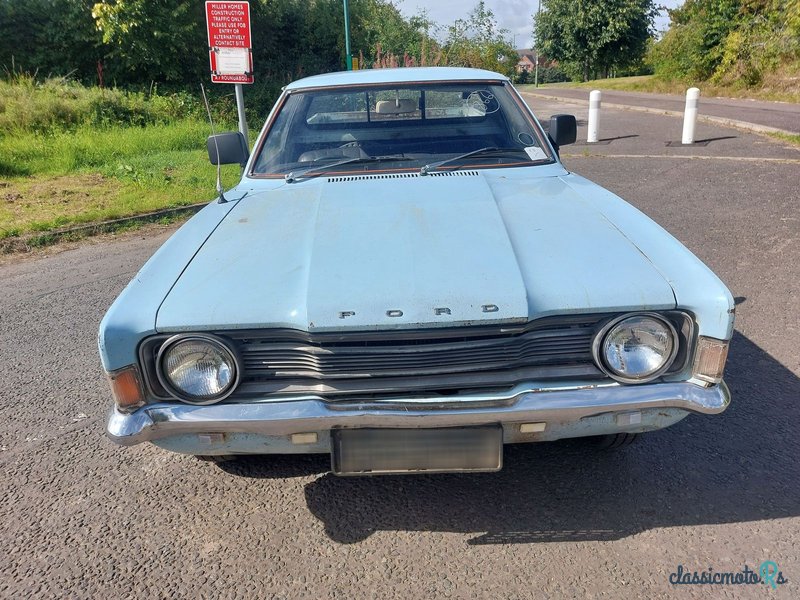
[[395, 0, 684, 50]]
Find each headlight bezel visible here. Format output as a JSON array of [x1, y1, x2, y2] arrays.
[[155, 333, 241, 404], [592, 312, 680, 384]]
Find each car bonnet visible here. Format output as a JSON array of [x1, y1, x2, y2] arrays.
[[155, 171, 676, 333]]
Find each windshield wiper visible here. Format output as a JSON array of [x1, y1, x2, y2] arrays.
[[419, 147, 527, 175], [285, 155, 412, 183]]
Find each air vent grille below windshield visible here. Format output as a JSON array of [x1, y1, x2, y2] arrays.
[[327, 171, 479, 183]]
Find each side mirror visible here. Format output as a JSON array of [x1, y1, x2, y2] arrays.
[[548, 114, 577, 148], [207, 132, 249, 168]]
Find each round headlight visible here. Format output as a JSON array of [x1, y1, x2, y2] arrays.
[[593, 314, 678, 383], [157, 335, 239, 404]]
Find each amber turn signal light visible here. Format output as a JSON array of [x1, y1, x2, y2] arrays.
[[692, 337, 729, 384], [107, 366, 145, 411]]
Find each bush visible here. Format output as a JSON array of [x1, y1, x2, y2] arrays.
[[0, 75, 204, 135], [650, 0, 800, 88], [512, 64, 569, 85]]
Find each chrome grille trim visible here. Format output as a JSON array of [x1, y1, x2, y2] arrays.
[[139, 313, 693, 401], [234, 364, 604, 398], [238, 329, 594, 378]]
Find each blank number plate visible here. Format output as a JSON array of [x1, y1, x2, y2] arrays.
[[332, 426, 503, 476]]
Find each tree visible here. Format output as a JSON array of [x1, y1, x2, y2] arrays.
[[0, 0, 105, 83], [649, 0, 800, 86], [3, 0, 543, 92], [652, 0, 740, 81], [533, 0, 658, 81], [92, 0, 207, 83], [442, 1, 517, 76], [355, 2, 440, 67]]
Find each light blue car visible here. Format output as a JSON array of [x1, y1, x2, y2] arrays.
[[99, 67, 734, 475]]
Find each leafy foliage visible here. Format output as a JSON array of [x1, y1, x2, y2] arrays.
[[0, 75, 203, 135], [649, 0, 800, 87], [513, 65, 570, 85], [648, 0, 740, 81], [1, 0, 519, 91], [92, 0, 208, 83], [0, 0, 105, 81], [441, 2, 517, 76], [358, 4, 441, 67], [533, 0, 658, 81]]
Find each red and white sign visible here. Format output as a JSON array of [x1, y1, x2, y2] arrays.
[[205, 1, 253, 84]]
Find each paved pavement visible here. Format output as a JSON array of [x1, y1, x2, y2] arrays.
[[1, 98, 799, 598], [522, 86, 800, 134]]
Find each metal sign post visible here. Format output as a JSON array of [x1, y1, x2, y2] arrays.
[[534, 0, 542, 87], [235, 84, 248, 144], [343, 0, 352, 70], [205, 1, 253, 145]]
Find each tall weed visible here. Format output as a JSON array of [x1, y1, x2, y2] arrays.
[[0, 74, 205, 135]]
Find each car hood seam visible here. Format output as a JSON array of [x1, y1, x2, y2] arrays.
[[559, 176, 679, 308], [153, 197, 246, 332]]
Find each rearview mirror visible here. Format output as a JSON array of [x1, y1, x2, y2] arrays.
[[548, 114, 577, 148], [207, 132, 249, 168]]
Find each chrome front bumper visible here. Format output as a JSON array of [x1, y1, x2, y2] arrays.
[[107, 380, 730, 451]]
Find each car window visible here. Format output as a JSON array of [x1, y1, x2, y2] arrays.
[[306, 92, 370, 123], [251, 81, 553, 176], [303, 89, 498, 124]]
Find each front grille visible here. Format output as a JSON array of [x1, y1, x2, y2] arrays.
[[140, 315, 613, 401], [238, 323, 595, 378]]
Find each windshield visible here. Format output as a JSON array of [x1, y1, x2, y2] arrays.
[[250, 81, 553, 177]]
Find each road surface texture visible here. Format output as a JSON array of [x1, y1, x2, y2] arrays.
[[1, 97, 799, 599], [522, 86, 800, 134]]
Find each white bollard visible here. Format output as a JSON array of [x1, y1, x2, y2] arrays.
[[682, 87, 700, 144], [587, 90, 601, 143]]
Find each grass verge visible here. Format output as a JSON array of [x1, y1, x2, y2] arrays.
[[0, 120, 243, 241], [0, 77, 248, 251], [765, 131, 800, 147], [530, 75, 800, 104]]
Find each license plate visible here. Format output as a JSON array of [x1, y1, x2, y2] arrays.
[[331, 426, 503, 476]]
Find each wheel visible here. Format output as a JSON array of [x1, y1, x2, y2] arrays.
[[587, 432, 640, 450]]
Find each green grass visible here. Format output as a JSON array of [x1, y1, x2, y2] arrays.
[[766, 131, 800, 147], [0, 75, 203, 134], [0, 76, 250, 243], [0, 120, 244, 239], [524, 74, 800, 104]]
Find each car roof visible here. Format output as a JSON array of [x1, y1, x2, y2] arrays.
[[284, 67, 509, 91]]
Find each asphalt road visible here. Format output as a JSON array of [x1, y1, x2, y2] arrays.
[[523, 86, 800, 134], [1, 99, 799, 598]]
